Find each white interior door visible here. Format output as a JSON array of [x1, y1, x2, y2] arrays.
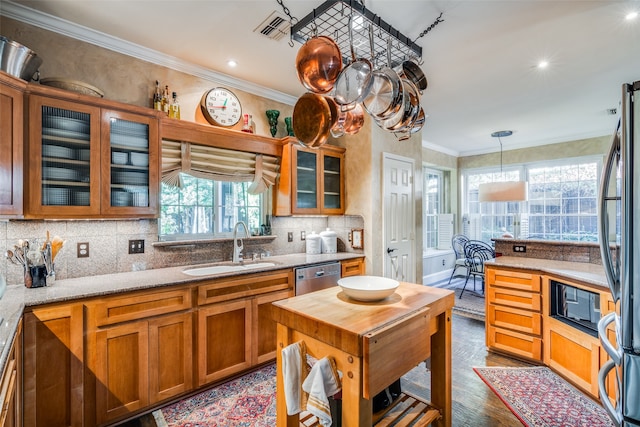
[[383, 154, 415, 283]]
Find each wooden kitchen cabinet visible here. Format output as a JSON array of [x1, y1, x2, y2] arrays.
[[341, 257, 365, 277], [0, 72, 26, 218], [0, 319, 21, 427], [254, 289, 292, 364], [24, 86, 159, 219], [23, 303, 84, 427], [485, 266, 543, 361], [274, 142, 345, 216], [86, 287, 193, 425], [197, 298, 252, 385], [196, 269, 293, 386], [542, 275, 611, 398]]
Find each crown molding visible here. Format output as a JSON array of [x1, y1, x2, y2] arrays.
[[0, 1, 297, 106], [421, 140, 460, 157]]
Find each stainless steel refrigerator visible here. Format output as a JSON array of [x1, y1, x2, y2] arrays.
[[598, 79, 640, 427]]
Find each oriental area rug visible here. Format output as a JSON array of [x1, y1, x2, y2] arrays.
[[473, 366, 615, 427], [153, 363, 277, 427]]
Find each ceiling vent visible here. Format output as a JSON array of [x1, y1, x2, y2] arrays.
[[254, 11, 289, 41]]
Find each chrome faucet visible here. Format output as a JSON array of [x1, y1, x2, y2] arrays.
[[232, 221, 250, 263]]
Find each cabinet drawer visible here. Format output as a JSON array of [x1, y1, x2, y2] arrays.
[[487, 286, 541, 312], [487, 324, 542, 361], [487, 303, 542, 336], [197, 269, 292, 305], [341, 258, 364, 277], [487, 268, 541, 293], [94, 288, 192, 326]]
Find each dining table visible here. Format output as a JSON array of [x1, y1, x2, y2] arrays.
[[272, 281, 455, 426]]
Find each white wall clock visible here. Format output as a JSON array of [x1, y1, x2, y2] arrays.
[[200, 87, 242, 127]]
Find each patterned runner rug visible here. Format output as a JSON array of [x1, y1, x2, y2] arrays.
[[473, 366, 614, 427], [153, 363, 277, 427]]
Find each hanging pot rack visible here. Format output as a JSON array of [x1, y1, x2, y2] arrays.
[[289, 0, 433, 69]]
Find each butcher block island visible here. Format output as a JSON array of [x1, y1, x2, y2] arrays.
[[272, 281, 455, 427]]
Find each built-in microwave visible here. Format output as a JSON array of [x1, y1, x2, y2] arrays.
[[550, 279, 600, 338]]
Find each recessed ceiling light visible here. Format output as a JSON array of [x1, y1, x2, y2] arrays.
[[227, 60, 237, 67], [537, 60, 549, 69], [626, 11, 638, 20]]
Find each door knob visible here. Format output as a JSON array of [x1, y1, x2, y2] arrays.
[[387, 248, 397, 254]]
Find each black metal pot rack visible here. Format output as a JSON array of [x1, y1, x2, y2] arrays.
[[290, 0, 423, 68]]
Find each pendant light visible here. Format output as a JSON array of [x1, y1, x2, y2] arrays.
[[478, 130, 528, 202]]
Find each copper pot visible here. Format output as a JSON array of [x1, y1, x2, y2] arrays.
[[342, 103, 365, 135], [295, 36, 343, 94], [330, 102, 365, 138], [292, 93, 333, 148]]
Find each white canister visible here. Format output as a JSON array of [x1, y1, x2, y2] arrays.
[[320, 228, 337, 254], [306, 231, 322, 254]]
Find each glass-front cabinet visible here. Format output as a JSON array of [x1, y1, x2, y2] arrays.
[[28, 96, 102, 217], [26, 94, 158, 218], [101, 109, 158, 216], [289, 143, 345, 215]]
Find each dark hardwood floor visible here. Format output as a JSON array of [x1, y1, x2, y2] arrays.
[[120, 313, 534, 427], [402, 314, 535, 426]]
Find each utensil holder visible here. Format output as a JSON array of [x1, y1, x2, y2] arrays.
[[27, 265, 48, 288]]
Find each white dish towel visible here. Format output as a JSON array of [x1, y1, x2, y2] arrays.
[[302, 356, 342, 426], [281, 341, 308, 415]]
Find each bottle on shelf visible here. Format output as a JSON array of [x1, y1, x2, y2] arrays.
[[241, 113, 253, 133], [153, 80, 162, 111], [250, 114, 256, 133], [169, 92, 181, 119], [161, 85, 170, 116]]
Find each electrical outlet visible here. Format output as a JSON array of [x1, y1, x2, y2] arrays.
[[77, 242, 90, 258], [301, 231, 306, 240], [513, 244, 527, 253], [129, 239, 145, 254], [287, 232, 293, 242]]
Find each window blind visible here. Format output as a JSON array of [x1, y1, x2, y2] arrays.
[[161, 140, 280, 194]]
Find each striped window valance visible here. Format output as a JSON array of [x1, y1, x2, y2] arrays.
[[161, 140, 280, 194]]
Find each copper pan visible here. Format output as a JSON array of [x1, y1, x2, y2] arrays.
[[330, 103, 365, 138], [292, 93, 333, 148], [295, 36, 343, 94]]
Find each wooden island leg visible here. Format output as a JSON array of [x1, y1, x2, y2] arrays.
[[430, 308, 452, 427]]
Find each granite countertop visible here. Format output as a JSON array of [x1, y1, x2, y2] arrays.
[[485, 256, 609, 290], [0, 252, 363, 378]]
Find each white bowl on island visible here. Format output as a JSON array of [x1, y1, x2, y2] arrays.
[[337, 276, 400, 302]]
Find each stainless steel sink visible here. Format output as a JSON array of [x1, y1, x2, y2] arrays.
[[182, 262, 277, 276]]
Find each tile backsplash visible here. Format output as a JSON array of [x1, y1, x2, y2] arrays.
[[493, 238, 604, 265], [0, 215, 364, 286]]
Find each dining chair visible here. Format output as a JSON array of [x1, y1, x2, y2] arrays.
[[460, 240, 495, 299], [447, 234, 470, 285]]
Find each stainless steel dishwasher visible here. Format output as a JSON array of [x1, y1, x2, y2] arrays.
[[294, 262, 341, 295]]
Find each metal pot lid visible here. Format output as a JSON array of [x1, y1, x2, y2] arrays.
[[333, 59, 373, 106], [363, 67, 403, 119], [377, 79, 420, 132]]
